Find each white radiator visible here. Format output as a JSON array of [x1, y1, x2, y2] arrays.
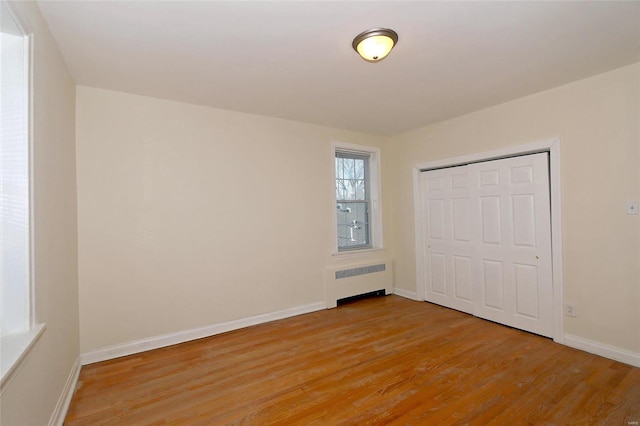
[[325, 260, 393, 308]]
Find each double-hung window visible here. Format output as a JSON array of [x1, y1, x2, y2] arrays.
[[1, 1, 42, 386], [333, 143, 381, 252]]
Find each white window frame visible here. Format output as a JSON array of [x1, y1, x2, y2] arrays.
[[0, 0, 45, 390], [331, 141, 383, 256]]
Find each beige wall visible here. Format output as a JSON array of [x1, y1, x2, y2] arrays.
[[1, 2, 79, 425], [76, 64, 640, 357], [388, 63, 640, 353], [75, 86, 391, 353]]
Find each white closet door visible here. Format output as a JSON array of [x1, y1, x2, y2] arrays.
[[421, 152, 553, 337], [421, 166, 474, 314], [469, 153, 553, 337]]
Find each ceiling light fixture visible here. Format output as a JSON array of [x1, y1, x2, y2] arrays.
[[352, 28, 398, 62]]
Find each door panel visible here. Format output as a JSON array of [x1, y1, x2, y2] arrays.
[[452, 198, 470, 242], [453, 256, 472, 301], [480, 196, 502, 244], [482, 259, 505, 310], [421, 166, 474, 314], [429, 253, 447, 295], [512, 194, 536, 247], [514, 263, 539, 319], [428, 199, 446, 240], [422, 152, 553, 337], [469, 152, 553, 337]]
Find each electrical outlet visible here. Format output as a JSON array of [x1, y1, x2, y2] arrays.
[[565, 303, 576, 318], [627, 200, 639, 215]]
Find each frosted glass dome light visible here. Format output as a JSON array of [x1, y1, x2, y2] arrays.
[[352, 28, 398, 62]]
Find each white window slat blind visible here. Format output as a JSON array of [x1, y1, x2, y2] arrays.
[[1, 31, 30, 335]]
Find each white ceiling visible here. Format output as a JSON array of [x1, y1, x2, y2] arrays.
[[38, 1, 640, 136]]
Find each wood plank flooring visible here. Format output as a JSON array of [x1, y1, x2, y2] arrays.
[[65, 295, 640, 425]]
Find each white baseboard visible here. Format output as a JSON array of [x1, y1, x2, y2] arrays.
[[392, 287, 420, 301], [564, 334, 640, 368], [81, 302, 326, 365], [48, 356, 81, 426]]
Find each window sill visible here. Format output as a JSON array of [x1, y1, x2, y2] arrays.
[[332, 247, 387, 259], [0, 323, 46, 390]]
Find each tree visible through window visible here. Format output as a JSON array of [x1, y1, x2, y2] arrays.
[[335, 151, 371, 250]]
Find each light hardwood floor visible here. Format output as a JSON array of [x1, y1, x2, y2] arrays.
[[65, 295, 640, 425]]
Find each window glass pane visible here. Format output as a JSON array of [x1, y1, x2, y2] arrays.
[[335, 157, 367, 201], [1, 32, 30, 335], [354, 158, 364, 180], [336, 201, 369, 249]]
